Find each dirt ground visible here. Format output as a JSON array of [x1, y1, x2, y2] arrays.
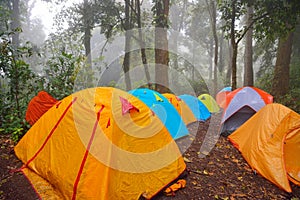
[[0, 114, 300, 200]]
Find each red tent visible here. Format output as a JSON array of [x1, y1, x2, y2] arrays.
[[25, 91, 58, 125]]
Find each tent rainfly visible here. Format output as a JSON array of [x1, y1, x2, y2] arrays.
[[229, 103, 300, 192], [15, 87, 186, 200]]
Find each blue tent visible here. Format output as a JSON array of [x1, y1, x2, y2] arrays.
[[129, 88, 189, 140], [179, 94, 211, 121], [220, 86, 232, 92]]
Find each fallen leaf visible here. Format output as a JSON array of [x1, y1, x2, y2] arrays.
[[231, 194, 247, 198], [243, 165, 252, 172], [237, 176, 243, 181], [232, 159, 239, 163], [183, 157, 192, 163], [224, 155, 229, 159], [203, 170, 209, 175], [201, 151, 209, 156]]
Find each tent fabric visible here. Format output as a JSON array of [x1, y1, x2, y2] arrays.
[[228, 103, 300, 192], [15, 87, 186, 200], [216, 87, 231, 109], [220, 86, 273, 135], [163, 93, 197, 125], [178, 94, 211, 121], [198, 94, 220, 113], [25, 91, 58, 125], [223, 86, 273, 111], [129, 89, 189, 140]]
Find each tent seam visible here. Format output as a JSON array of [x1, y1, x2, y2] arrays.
[[72, 105, 105, 200], [22, 97, 77, 170]]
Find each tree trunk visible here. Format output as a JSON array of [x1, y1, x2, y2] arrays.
[[231, 43, 238, 90], [210, 0, 218, 96], [123, 0, 132, 90], [209, 39, 213, 82], [226, 41, 232, 86], [230, 0, 237, 90], [155, 0, 170, 93], [271, 32, 294, 100], [170, 0, 187, 71], [219, 30, 224, 73], [11, 0, 20, 47], [83, 0, 92, 65], [136, 0, 150, 87], [243, 6, 254, 86]]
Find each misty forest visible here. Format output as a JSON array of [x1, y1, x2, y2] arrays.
[[1, 0, 300, 199], [1, 0, 300, 140]]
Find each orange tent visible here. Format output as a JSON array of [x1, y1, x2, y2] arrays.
[[228, 103, 300, 192], [15, 87, 186, 200], [163, 93, 197, 125], [25, 91, 58, 125]]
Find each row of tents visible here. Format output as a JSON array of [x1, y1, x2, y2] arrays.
[[17, 87, 219, 200], [15, 86, 300, 199]]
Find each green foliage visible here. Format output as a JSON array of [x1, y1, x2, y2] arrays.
[[152, 0, 170, 28], [219, 0, 300, 41], [44, 51, 82, 99], [0, 30, 40, 141], [274, 89, 300, 113], [253, 0, 300, 41], [218, 0, 247, 40], [255, 47, 300, 113]]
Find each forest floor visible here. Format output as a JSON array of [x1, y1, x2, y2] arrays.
[[0, 113, 300, 200]]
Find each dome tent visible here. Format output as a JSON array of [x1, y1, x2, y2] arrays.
[[163, 93, 197, 125], [15, 87, 186, 200], [198, 93, 220, 113], [216, 86, 231, 109], [220, 86, 273, 136], [178, 94, 211, 121], [25, 91, 58, 125], [129, 88, 189, 140], [229, 103, 300, 192]]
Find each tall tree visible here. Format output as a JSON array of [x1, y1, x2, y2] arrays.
[[153, 0, 170, 93], [206, 0, 218, 95], [219, 0, 300, 90], [271, 32, 294, 99], [83, 0, 92, 66], [122, 0, 132, 90], [243, 5, 253, 86], [219, 0, 246, 90], [135, 0, 151, 87]]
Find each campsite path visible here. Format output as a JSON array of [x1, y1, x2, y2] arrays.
[[0, 114, 300, 199]]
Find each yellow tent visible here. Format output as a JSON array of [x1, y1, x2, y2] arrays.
[[229, 103, 300, 192], [163, 93, 197, 125], [15, 87, 186, 200], [198, 94, 220, 113]]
